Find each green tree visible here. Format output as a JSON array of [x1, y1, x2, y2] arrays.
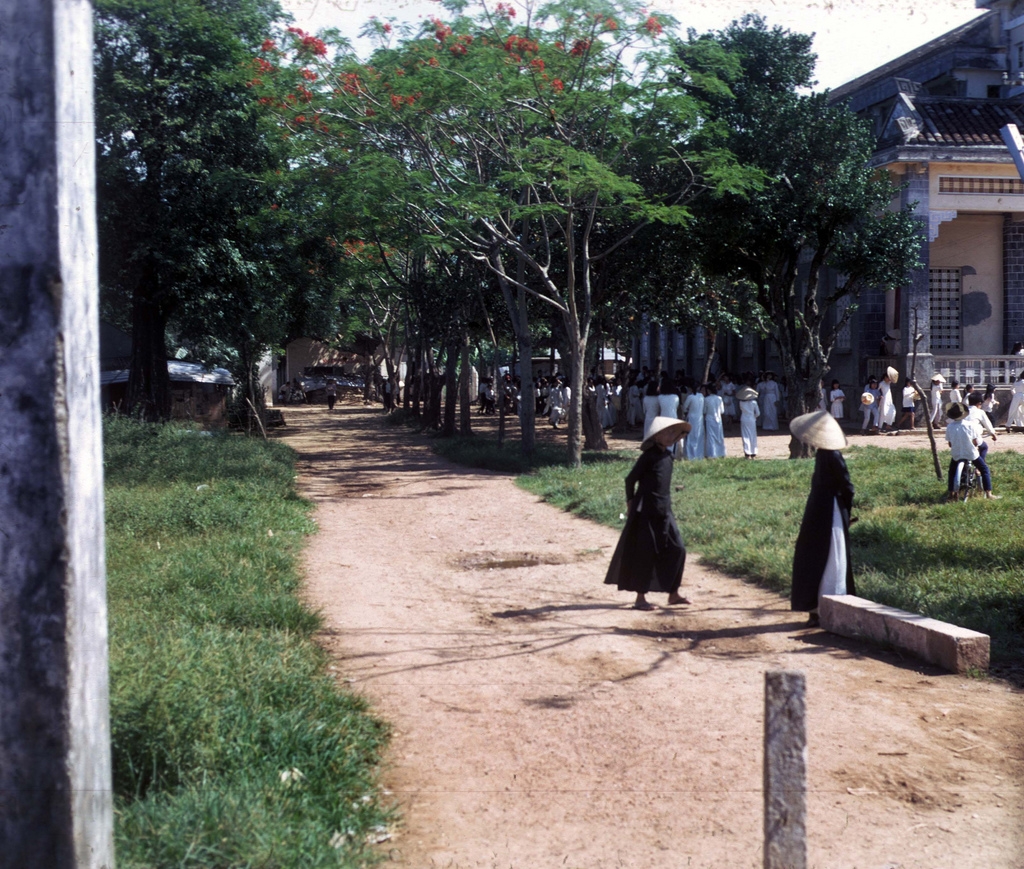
[[95, 0, 297, 420], [679, 16, 921, 453], [256, 0, 753, 465]]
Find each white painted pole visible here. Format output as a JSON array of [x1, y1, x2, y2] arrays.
[[0, 0, 114, 866], [763, 670, 807, 869], [1000, 124, 1024, 181]]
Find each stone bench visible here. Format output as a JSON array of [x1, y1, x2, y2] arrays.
[[819, 595, 989, 674]]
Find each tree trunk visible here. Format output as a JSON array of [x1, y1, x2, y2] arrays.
[[458, 329, 472, 436], [442, 336, 459, 437], [582, 387, 608, 451], [565, 331, 586, 467], [126, 257, 172, 421]]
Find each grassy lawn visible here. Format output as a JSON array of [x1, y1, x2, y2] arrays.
[[104, 417, 390, 868], [434, 435, 1024, 669]]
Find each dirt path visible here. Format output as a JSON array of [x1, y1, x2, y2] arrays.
[[279, 404, 1024, 869]]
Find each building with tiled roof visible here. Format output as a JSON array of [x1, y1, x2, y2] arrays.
[[829, 0, 1024, 392]]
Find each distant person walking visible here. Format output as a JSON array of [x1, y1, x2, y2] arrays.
[[604, 417, 692, 610], [789, 411, 855, 627], [737, 385, 760, 458]]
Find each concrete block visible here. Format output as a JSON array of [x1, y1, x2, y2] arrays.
[[819, 595, 989, 674]]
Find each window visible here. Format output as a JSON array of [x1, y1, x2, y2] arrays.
[[834, 295, 852, 352], [929, 269, 961, 351], [742, 334, 754, 357], [694, 328, 706, 358]]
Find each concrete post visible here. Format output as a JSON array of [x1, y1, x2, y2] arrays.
[[763, 670, 807, 869], [0, 1, 114, 867]]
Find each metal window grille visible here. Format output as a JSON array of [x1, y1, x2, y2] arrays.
[[694, 328, 706, 358], [674, 331, 686, 358], [742, 334, 754, 356], [929, 269, 961, 351], [938, 176, 1024, 195]]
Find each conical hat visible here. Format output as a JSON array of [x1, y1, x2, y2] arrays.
[[641, 416, 692, 451], [860, 392, 875, 406], [789, 410, 848, 450], [735, 386, 759, 401], [886, 366, 899, 383], [930, 372, 946, 382]]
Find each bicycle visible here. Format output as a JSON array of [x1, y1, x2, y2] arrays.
[[952, 458, 979, 502]]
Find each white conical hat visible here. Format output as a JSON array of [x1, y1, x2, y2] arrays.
[[860, 392, 875, 406], [789, 410, 848, 450], [886, 366, 899, 383], [641, 416, 692, 451], [735, 386, 759, 401], [930, 372, 946, 382]]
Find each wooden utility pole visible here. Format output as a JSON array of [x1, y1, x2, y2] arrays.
[[764, 671, 807, 869], [0, 1, 115, 867]]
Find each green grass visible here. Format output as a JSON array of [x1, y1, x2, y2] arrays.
[[509, 443, 1024, 669], [104, 417, 390, 868]]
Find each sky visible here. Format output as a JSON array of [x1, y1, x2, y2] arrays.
[[282, 0, 986, 90]]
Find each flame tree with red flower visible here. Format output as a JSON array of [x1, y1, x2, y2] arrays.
[[254, 0, 756, 464]]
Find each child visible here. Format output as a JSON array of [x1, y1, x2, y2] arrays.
[[945, 402, 1000, 501], [828, 379, 845, 420], [928, 373, 945, 428]]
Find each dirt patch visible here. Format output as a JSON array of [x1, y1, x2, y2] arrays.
[[280, 404, 1024, 869]]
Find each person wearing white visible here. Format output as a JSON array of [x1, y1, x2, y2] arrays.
[[877, 369, 897, 431], [626, 378, 642, 428], [737, 387, 760, 458], [858, 391, 875, 433], [1005, 372, 1024, 427], [929, 373, 945, 427], [828, 380, 845, 420], [545, 379, 569, 427], [641, 380, 661, 442], [599, 379, 617, 429], [860, 378, 879, 432], [761, 373, 780, 430], [703, 384, 726, 458], [945, 402, 1000, 499], [945, 380, 962, 427], [681, 388, 706, 460], [657, 377, 681, 454], [720, 374, 737, 423]]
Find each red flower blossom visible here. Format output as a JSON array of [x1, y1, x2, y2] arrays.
[[339, 72, 362, 94], [551, 78, 564, 91], [382, 22, 392, 33], [530, 57, 545, 72], [569, 38, 591, 56], [261, 38, 276, 51], [300, 34, 328, 56], [643, 15, 662, 35], [428, 56, 439, 66], [365, 107, 376, 116], [301, 67, 317, 81], [605, 17, 617, 30], [449, 43, 467, 56]]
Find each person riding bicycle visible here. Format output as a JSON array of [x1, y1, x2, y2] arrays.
[[945, 401, 1001, 501]]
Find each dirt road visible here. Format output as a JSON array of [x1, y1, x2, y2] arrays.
[[280, 404, 1024, 869]]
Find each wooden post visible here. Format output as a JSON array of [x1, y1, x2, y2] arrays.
[[0, 1, 114, 867], [764, 671, 807, 869]]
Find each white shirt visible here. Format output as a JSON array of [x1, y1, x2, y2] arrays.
[[967, 405, 996, 439], [946, 418, 980, 461]]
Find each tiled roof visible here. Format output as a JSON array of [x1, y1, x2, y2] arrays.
[[908, 99, 1024, 146]]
